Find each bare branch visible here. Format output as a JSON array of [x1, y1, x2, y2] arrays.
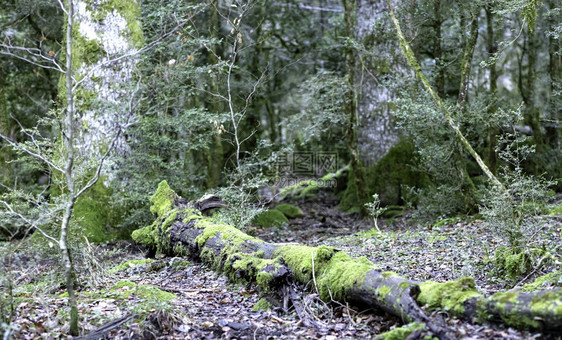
[[0, 200, 58, 244], [0, 131, 64, 174], [0, 41, 66, 73], [56, 0, 69, 16]]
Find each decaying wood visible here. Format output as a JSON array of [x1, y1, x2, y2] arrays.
[[132, 181, 562, 336]]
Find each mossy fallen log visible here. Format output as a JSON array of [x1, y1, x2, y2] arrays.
[[132, 181, 562, 335]]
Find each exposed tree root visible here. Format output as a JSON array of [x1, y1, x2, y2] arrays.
[[132, 181, 562, 337]]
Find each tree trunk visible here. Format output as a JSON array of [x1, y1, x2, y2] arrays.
[[485, 5, 498, 175], [355, 0, 400, 163], [342, 0, 368, 213], [61, 0, 79, 334], [132, 181, 562, 335]]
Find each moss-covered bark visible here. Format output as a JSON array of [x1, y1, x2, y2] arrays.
[[133, 181, 562, 334]]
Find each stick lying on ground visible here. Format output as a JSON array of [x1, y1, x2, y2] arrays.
[[132, 181, 562, 335]]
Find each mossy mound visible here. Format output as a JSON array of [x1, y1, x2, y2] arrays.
[[252, 210, 289, 228], [365, 139, 430, 206], [275, 203, 305, 218]]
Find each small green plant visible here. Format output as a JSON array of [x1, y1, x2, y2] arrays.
[[480, 132, 555, 278], [364, 194, 388, 231]]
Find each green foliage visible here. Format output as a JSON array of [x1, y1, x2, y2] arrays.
[[364, 194, 387, 230], [493, 246, 532, 279], [480, 133, 554, 273], [285, 71, 349, 145]]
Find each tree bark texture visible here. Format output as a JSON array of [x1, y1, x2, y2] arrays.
[[132, 181, 562, 335]]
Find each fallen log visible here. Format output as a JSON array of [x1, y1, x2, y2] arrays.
[[132, 181, 562, 335]]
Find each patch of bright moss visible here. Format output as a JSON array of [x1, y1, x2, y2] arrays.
[[275, 203, 305, 218], [274, 245, 376, 301], [150, 181, 176, 217], [252, 209, 289, 228], [108, 259, 154, 274], [375, 322, 425, 340], [136, 285, 177, 302], [252, 298, 271, 312], [110, 280, 177, 311], [522, 270, 562, 292], [131, 221, 157, 247], [417, 277, 481, 315]]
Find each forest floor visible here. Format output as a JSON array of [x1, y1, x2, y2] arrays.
[[2, 192, 561, 339]]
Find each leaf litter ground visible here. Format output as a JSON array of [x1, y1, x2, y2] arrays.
[[2, 191, 561, 339]]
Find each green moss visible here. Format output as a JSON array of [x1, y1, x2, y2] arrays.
[[274, 245, 334, 283], [274, 245, 376, 301], [89, 0, 144, 48], [131, 221, 158, 247], [252, 298, 271, 312], [150, 181, 176, 217], [339, 170, 361, 213], [252, 209, 289, 228], [417, 277, 481, 315], [195, 222, 255, 248], [108, 259, 154, 274], [375, 322, 426, 340], [110, 280, 177, 311], [378, 286, 391, 301], [113, 280, 136, 289], [161, 209, 178, 231], [136, 285, 177, 301], [72, 175, 123, 243], [486, 291, 542, 329], [279, 180, 319, 201], [275, 203, 305, 218], [365, 139, 430, 206], [530, 290, 562, 317], [522, 270, 562, 292], [382, 271, 400, 278]]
